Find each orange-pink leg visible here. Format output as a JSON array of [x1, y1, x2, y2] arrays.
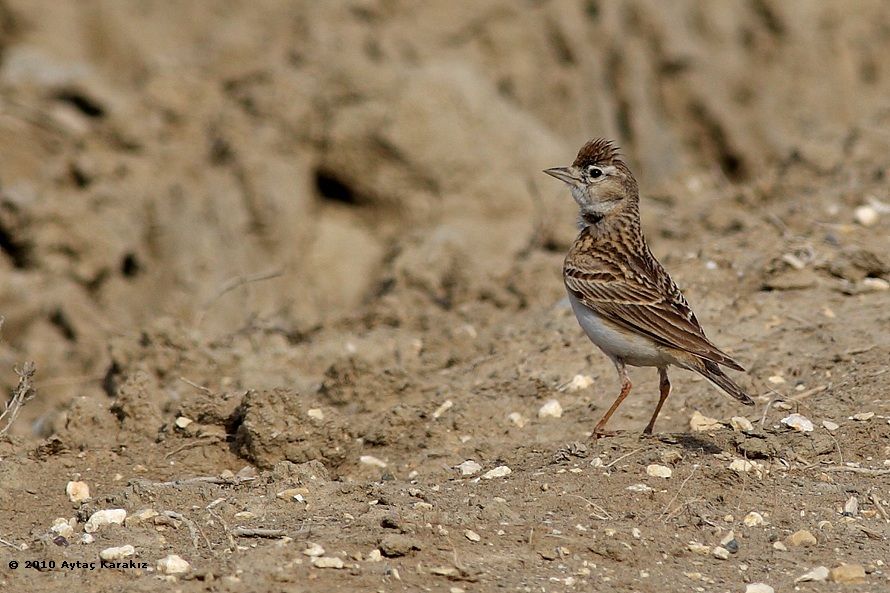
[[643, 367, 671, 435], [594, 360, 632, 438]]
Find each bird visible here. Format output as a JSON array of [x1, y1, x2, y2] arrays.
[[544, 138, 753, 437]]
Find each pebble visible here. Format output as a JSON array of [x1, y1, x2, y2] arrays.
[[125, 508, 158, 527], [562, 374, 594, 392], [311, 556, 345, 569], [772, 541, 787, 551], [84, 509, 127, 533], [464, 529, 481, 542], [626, 484, 654, 493], [822, 420, 839, 431], [366, 549, 382, 562], [303, 542, 325, 557], [730, 416, 754, 432], [689, 411, 721, 432], [538, 399, 563, 418], [99, 545, 135, 561], [720, 530, 738, 554], [379, 534, 420, 557], [66, 481, 90, 503], [80, 534, 94, 545], [852, 412, 875, 421], [795, 566, 829, 583], [645, 464, 672, 479], [481, 466, 511, 480], [862, 277, 890, 291], [729, 459, 763, 476], [174, 416, 193, 429], [50, 518, 75, 539], [432, 400, 453, 419], [743, 512, 765, 527], [687, 542, 711, 556], [843, 496, 859, 517], [745, 584, 774, 593], [306, 408, 325, 421], [781, 413, 814, 432], [507, 412, 527, 428], [786, 529, 817, 547], [854, 204, 878, 226], [156, 554, 190, 574], [277, 487, 309, 502], [712, 546, 730, 560], [458, 460, 482, 476], [768, 375, 786, 384], [360, 455, 387, 468], [830, 563, 866, 583]]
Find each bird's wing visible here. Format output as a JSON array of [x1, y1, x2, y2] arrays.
[[564, 256, 744, 371]]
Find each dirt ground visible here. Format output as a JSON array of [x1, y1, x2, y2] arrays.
[[1, 1, 889, 592]]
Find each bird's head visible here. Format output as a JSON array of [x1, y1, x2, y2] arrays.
[[544, 138, 638, 225]]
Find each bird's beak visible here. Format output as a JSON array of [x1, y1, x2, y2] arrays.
[[543, 166, 579, 186]]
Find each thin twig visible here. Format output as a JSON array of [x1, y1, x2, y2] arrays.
[[232, 527, 287, 538], [870, 493, 890, 523], [0, 536, 23, 550], [809, 466, 890, 476], [196, 268, 284, 325], [179, 377, 212, 394], [660, 464, 698, 521], [147, 475, 255, 487], [565, 494, 612, 520], [1, 361, 37, 437], [604, 447, 646, 469], [164, 435, 225, 459]]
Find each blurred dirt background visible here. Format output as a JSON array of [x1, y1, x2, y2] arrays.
[[1, 1, 889, 591]]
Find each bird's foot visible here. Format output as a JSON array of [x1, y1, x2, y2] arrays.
[[592, 428, 625, 440]]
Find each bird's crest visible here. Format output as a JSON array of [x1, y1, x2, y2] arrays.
[[573, 138, 623, 169]]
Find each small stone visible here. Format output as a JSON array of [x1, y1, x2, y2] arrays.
[[822, 420, 839, 431], [829, 563, 866, 583], [481, 466, 511, 480], [689, 411, 721, 432], [306, 408, 325, 421], [303, 542, 325, 557], [795, 566, 829, 583], [687, 542, 711, 556], [379, 534, 420, 558], [507, 412, 527, 428], [852, 412, 875, 421], [843, 496, 859, 517], [359, 455, 387, 468], [99, 545, 135, 561], [562, 374, 594, 392], [626, 483, 653, 493], [854, 205, 879, 226], [743, 511, 765, 527], [730, 416, 754, 432], [720, 530, 738, 554], [80, 534, 94, 545], [366, 549, 382, 562], [712, 546, 730, 560], [538, 399, 563, 418], [786, 529, 817, 547], [729, 459, 763, 476], [646, 464, 672, 478], [174, 416, 193, 429], [745, 584, 774, 593], [276, 487, 309, 502], [125, 508, 158, 527], [156, 554, 190, 574], [458, 460, 482, 476], [781, 413, 814, 432], [590, 457, 604, 468], [862, 277, 890, 291], [233, 511, 255, 520], [84, 509, 127, 533], [432, 400, 453, 419], [772, 541, 787, 551], [50, 518, 74, 539], [464, 529, 481, 542], [768, 375, 786, 384], [311, 556, 344, 569], [66, 481, 90, 503]]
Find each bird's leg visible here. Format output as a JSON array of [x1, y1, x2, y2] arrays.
[[643, 367, 671, 435], [593, 360, 631, 438]]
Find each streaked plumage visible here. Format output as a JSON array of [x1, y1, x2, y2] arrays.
[[545, 138, 753, 437]]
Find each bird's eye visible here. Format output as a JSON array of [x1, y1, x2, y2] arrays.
[[587, 166, 603, 179]]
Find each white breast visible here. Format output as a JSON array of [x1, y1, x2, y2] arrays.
[[568, 293, 672, 368]]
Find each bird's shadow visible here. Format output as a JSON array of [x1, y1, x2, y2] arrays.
[[656, 433, 723, 454]]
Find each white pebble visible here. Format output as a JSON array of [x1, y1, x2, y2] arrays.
[[174, 416, 193, 429], [745, 584, 774, 593], [481, 466, 512, 480], [822, 420, 839, 431], [84, 509, 127, 533], [689, 411, 721, 432], [730, 416, 754, 432], [767, 375, 785, 384], [432, 400, 453, 419], [458, 460, 482, 476], [687, 542, 711, 556], [712, 546, 730, 560], [50, 518, 74, 539], [645, 464, 672, 479], [843, 496, 859, 516], [851, 412, 874, 421], [538, 399, 563, 418], [772, 541, 787, 551], [743, 511, 765, 527], [507, 412, 527, 428], [854, 205, 878, 226], [359, 455, 387, 468], [303, 542, 325, 557], [306, 408, 325, 421], [81, 534, 94, 545], [795, 566, 829, 583], [781, 413, 814, 432], [311, 556, 344, 569], [862, 277, 890, 291], [66, 481, 90, 503], [626, 484, 653, 493], [464, 529, 481, 542], [562, 374, 594, 392], [99, 545, 135, 561], [729, 459, 762, 476], [366, 549, 382, 562], [156, 554, 190, 574]]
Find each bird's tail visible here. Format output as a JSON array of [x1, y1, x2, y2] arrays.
[[698, 360, 754, 405]]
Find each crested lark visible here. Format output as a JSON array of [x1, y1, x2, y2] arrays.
[[544, 138, 753, 437]]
